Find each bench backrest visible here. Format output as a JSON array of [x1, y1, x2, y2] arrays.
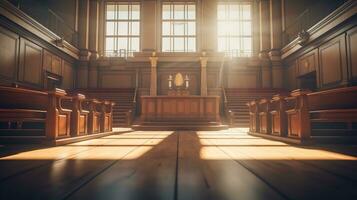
[[307, 86, 357, 110], [0, 86, 48, 110]]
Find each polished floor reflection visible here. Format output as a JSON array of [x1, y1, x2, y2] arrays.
[[0, 129, 357, 200]]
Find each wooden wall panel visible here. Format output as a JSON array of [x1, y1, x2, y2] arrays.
[[285, 61, 297, 90], [0, 26, 19, 81], [62, 60, 74, 89], [318, 35, 347, 88], [99, 71, 135, 88], [19, 38, 43, 85], [347, 26, 357, 84], [297, 49, 318, 76], [227, 71, 260, 88]]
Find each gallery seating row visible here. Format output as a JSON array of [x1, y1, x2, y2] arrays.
[[247, 86, 357, 142], [0, 86, 115, 142]]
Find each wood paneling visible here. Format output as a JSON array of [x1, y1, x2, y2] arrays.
[[140, 96, 220, 122], [99, 71, 135, 88], [0, 26, 19, 81], [19, 38, 43, 85], [297, 49, 317, 76], [62, 60, 74, 89], [285, 61, 297, 90], [347, 26, 357, 84], [318, 35, 347, 88], [227, 71, 260, 88]]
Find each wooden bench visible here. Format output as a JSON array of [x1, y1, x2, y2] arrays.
[[258, 98, 271, 134], [0, 86, 71, 140], [269, 94, 288, 136], [246, 100, 259, 133], [62, 94, 89, 137], [100, 101, 115, 132], [285, 87, 357, 140], [83, 99, 102, 134]]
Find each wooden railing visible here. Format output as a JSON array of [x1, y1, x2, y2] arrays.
[[126, 86, 138, 126]]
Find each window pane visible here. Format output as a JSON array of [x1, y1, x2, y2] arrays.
[[187, 5, 195, 19], [106, 22, 116, 35], [163, 22, 171, 35], [117, 38, 127, 50], [242, 37, 252, 51], [163, 4, 171, 19], [131, 21, 140, 36], [230, 37, 240, 52], [174, 37, 184, 52], [217, 5, 226, 20], [187, 22, 195, 35], [131, 37, 140, 52], [217, 2, 252, 57], [242, 21, 251, 36], [174, 4, 184, 19], [218, 37, 226, 52], [174, 22, 184, 35], [132, 4, 140, 20], [105, 37, 115, 51], [162, 37, 171, 52], [242, 5, 251, 20], [187, 37, 196, 52], [106, 5, 116, 20], [230, 4, 239, 20], [231, 21, 240, 35], [118, 5, 128, 19], [105, 3, 141, 57], [118, 22, 128, 35], [162, 2, 196, 52]]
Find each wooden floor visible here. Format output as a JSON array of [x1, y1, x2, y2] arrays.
[[0, 129, 357, 200]]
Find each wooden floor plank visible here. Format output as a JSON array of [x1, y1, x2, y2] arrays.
[[202, 130, 357, 200], [0, 132, 158, 199], [66, 131, 177, 200], [177, 131, 285, 200], [0, 129, 356, 200]]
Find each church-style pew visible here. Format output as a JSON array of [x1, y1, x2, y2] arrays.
[[285, 87, 357, 140], [246, 100, 259, 133], [0, 86, 71, 140], [258, 98, 271, 134], [83, 99, 102, 134], [269, 94, 288, 136], [100, 101, 115, 132], [62, 93, 89, 137]]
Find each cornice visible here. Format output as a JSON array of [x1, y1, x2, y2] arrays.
[[0, 0, 79, 59], [281, 0, 357, 60]]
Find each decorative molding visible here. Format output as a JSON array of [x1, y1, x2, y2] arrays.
[[0, 0, 79, 59], [281, 0, 357, 59]]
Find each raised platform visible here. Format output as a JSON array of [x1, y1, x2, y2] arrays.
[[132, 121, 229, 131]]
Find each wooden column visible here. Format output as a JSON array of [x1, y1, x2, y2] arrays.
[[149, 52, 158, 96], [269, 0, 284, 88], [200, 52, 208, 96], [89, 0, 99, 59], [259, 0, 271, 55], [77, 0, 90, 88], [259, 0, 272, 88]]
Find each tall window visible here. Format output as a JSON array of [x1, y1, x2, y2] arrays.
[[105, 3, 140, 57], [162, 2, 196, 52], [217, 2, 252, 57]]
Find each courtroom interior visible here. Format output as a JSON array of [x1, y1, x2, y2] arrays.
[[0, 0, 356, 199]]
